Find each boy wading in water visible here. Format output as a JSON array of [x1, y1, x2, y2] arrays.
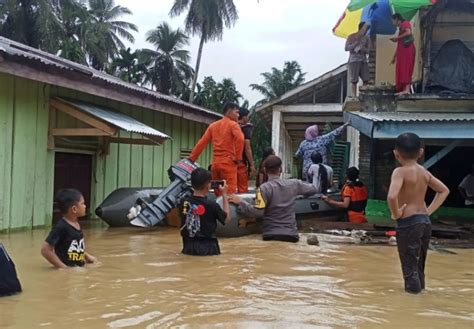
[[387, 133, 449, 294], [41, 189, 96, 268], [180, 168, 231, 256]]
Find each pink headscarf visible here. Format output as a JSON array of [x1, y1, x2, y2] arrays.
[[304, 125, 319, 141]]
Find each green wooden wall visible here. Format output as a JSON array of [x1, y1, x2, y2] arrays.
[[0, 73, 212, 231], [0, 74, 54, 231]]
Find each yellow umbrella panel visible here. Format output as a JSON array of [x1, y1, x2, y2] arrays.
[[333, 8, 364, 39]]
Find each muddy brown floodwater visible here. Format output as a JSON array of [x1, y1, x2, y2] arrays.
[[0, 225, 473, 328]]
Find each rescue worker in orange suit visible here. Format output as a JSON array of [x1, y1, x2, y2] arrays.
[[237, 108, 256, 193], [188, 102, 244, 194], [321, 166, 368, 223]]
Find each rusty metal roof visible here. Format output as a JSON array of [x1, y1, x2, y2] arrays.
[[0, 36, 220, 120], [61, 99, 171, 139]]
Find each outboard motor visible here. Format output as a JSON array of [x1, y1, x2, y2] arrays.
[[129, 159, 198, 227]]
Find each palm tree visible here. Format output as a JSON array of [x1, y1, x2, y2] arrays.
[[217, 78, 242, 105], [193, 76, 218, 109], [87, 0, 138, 70], [193, 76, 243, 112], [108, 48, 147, 84], [169, 0, 239, 102], [0, 0, 62, 52], [249, 61, 305, 165], [56, 0, 91, 64], [141, 22, 194, 95], [250, 61, 306, 105]]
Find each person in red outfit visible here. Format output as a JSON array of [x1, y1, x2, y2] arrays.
[[188, 102, 244, 194], [390, 13, 416, 96]]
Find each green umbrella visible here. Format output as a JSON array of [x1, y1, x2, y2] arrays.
[[348, 0, 378, 11], [347, 0, 437, 21], [391, 0, 437, 20]]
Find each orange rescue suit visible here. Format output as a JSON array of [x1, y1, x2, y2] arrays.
[[189, 116, 244, 193], [341, 182, 368, 223]]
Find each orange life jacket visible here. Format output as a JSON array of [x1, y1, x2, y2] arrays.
[[341, 181, 368, 223]]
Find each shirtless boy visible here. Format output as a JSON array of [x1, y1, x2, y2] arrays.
[[387, 133, 449, 294]]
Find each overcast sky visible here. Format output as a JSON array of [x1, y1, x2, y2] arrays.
[[119, 0, 350, 105]]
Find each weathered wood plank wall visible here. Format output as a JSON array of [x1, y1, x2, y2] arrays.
[[0, 73, 212, 231], [0, 75, 54, 230]]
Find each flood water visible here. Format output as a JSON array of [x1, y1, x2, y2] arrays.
[[0, 225, 473, 329]]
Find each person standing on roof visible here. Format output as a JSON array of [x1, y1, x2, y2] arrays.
[[188, 102, 245, 194], [345, 22, 370, 97], [390, 13, 416, 96]]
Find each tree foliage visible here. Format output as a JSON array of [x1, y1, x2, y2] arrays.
[[250, 60, 307, 166], [140, 22, 194, 96], [250, 61, 306, 106], [0, 0, 138, 69], [169, 0, 239, 102], [193, 76, 242, 112]]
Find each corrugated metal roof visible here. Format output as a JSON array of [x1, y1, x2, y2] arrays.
[[345, 111, 474, 139], [0, 36, 220, 119], [61, 99, 170, 139], [353, 111, 474, 122]]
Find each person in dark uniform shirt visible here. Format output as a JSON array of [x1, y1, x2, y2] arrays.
[[237, 107, 256, 193], [230, 155, 317, 243]]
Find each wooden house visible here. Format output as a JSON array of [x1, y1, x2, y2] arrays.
[[0, 37, 220, 231]]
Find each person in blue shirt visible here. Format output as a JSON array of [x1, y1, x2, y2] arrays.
[[295, 122, 349, 181]]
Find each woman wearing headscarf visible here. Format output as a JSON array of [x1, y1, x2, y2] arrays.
[[390, 13, 416, 96], [295, 122, 349, 181]]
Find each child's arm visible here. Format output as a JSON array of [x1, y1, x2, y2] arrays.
[[85, 252, 97, 264], [321, 195, 351, 209], [219, 181, 231, 223], [40, 242, 68, 269], [387, 168, 407, 220], [427, 172, 450, 216], [221, 194, 231, 224]]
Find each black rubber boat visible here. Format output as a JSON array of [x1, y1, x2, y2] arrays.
[[96, 188, 344, 237]]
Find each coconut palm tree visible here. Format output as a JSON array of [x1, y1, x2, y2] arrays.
[[249, 61, 305, 165], [87, 0, 138, 70], [169, 0, 239, 102], [0, 0, 62, 52], [250, 61, 306, 105], [108, 48, 147, 84], [141, 22, 194, 95], [217, 78, 242, 105], [56, 0, 92, 64], [193, 76, 243, 112]]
